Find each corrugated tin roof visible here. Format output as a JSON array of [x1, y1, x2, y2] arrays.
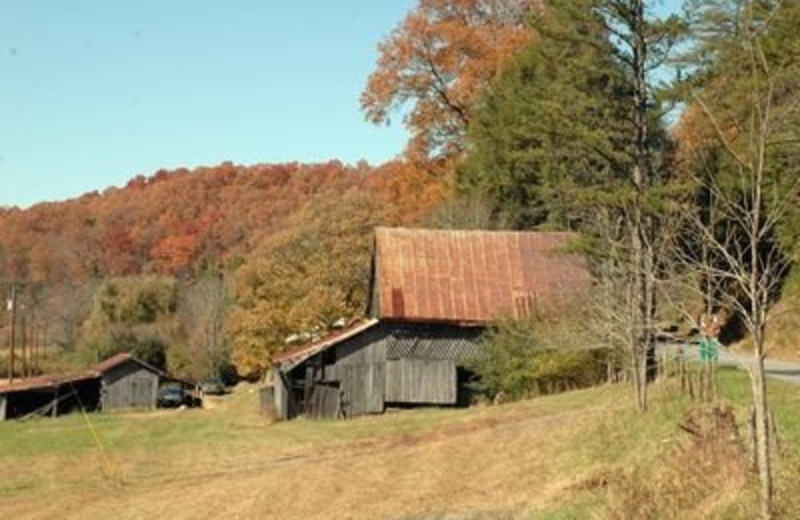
[[0, 352, 196, 395], [374, 227, 589, 324], [0, 371, 97, 395], [93, 352, 136, 373], [94, 352, 196, 387], [273, 319, 380, 371]]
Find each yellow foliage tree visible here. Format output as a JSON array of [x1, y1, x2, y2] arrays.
[[227, 187, 388, 379]]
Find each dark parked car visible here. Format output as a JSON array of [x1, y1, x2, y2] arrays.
[[200, 378, 226, 395], [157, 386, 192, 408]]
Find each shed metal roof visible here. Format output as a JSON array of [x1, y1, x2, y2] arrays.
[[273, 319, 380, 370], [373, 227, 589, 324], [0, 352, 196, 395], [0, 371, 97, 395]]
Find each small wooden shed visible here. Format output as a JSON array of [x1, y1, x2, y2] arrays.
[[95, 353, 163, 411], [271, 228, 589, 421]]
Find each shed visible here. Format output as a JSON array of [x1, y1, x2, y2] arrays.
[[271, 228, 590, 421], [0, 372, 101, 421], [0, 352, 197, 420], [95, 353, 164, 411]]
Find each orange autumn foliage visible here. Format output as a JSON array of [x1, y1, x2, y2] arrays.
[[362, 0, 539, 161], [0, 160, 447, 284]]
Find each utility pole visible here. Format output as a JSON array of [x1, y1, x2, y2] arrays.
[[21, 303, 27, 379], [7, 284, 16, 384]]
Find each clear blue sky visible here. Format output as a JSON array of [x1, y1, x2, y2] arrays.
[[0, 1, 683, 208], [0, 1, 415, 208]]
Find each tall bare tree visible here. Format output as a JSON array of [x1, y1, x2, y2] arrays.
[[678, 1, 800, 516]]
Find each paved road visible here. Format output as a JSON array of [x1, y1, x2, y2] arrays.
[[658, 342, 800, 385]]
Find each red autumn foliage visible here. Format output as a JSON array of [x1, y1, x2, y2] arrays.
[[0, 160, 446, 283]]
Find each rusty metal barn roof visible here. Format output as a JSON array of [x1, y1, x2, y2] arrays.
[[373, 227, 589, 325]]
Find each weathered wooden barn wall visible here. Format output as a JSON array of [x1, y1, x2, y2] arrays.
[[314, 324, 387, 417], [101, 362, 159, 411], [342, 362, 385, 416], [323, 324, 387, 380], [307, 384, 342, 419], [280, 322, 483, 420], [385, 359, 456, 404]]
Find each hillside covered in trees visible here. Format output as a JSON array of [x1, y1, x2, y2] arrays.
[[1, 0, 798, 407], [0, 159, 445, 379]]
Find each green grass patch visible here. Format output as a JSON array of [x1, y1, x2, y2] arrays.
[[0, 372, 798, 519]]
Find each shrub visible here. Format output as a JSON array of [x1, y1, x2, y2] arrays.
[[468, 316, 608, 401]]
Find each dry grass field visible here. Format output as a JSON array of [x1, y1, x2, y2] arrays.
[[1, 370, 799, 519]]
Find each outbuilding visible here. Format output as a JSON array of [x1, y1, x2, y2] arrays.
[[271, 227, 590, 420], [0, 372, 101, 421], [0, 352, 197, 420], [94, 353, 164, 411]]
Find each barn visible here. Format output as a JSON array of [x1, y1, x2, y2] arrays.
[[271, 227, 590, 420]]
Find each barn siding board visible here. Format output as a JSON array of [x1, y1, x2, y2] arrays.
[[385, 359, 456, 404]]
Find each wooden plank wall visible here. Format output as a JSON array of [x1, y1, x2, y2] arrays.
[[307, 384, 341, 419], [102, 364, 159, 410], [385, 359, 457, 404], [343, 363, 385, 416]]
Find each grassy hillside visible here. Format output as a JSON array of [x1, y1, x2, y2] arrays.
[[1, 373, 799, 519]]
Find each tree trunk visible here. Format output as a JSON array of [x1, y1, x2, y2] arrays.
[[751, 358, 772, 519]]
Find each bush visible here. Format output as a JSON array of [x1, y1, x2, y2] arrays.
[[468, 316, 608, 401]]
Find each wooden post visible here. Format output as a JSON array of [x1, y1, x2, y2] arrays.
[[679, 355, 686, 392], [21, 308, 27, 379], [32, 325, 38, 376], [51, 387, 58, 418], [303, 365, 314, 415], [749, 405, 757, 472], [30, 310, 36, 377], [7, 285, 16, 384]]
